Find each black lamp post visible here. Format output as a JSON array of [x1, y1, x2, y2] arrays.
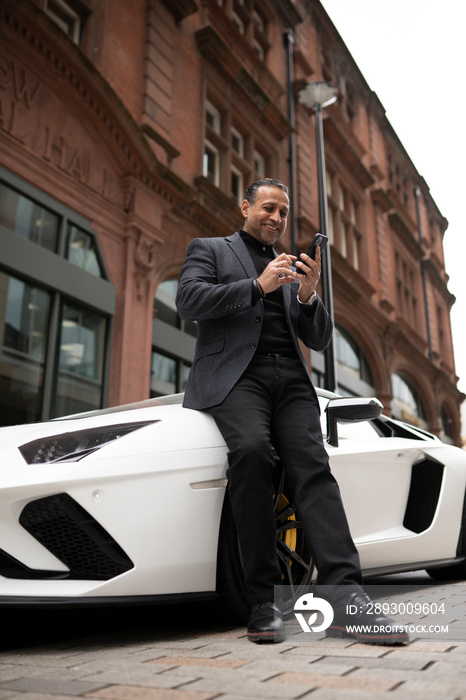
[[298, 81, 338, 392]]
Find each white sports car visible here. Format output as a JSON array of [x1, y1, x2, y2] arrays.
[[0, 389, 465, 619]]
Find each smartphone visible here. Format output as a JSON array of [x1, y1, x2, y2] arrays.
[[295, 233, 328, 273]]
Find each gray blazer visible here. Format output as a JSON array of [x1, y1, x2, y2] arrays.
[[175, 232, 333, 410]]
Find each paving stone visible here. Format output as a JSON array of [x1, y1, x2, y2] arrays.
[[383, 649, 465, 665], [401, 640, 456, 652], [266, 670, 399, 692], [0, 675, 106, 695], [85, 687, 218, 700], [0, 695, 88, 700], [0, 666, 59, 682], [422, 660, 466, 678], [80, 668, 201, 689], [147, 656, 249, 668], [297, 689, 461, 700], [400, 677, 466, 694], [284, 643, 391, 658], [0, 653, 85, 668], [170, 677, 312, 698], [308, 654, 429, 671]]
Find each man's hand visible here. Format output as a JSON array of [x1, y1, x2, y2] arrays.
[[256, 248, 321, 302], [295, 246, 321, 303], [257, 253, 297, 294]]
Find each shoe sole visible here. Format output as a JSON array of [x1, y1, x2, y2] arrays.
[[326, 626, 409, 646], [247, 631, 286, 644]]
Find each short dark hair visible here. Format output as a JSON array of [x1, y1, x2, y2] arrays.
[[243, 178, 289, 205]]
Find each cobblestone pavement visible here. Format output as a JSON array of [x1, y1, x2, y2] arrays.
[[0, 574, 465, 700]]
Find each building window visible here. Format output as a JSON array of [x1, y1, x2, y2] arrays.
[[231, 166, 243, 206], [44, 0, 81, 43], [334, 325, 374, 397], [391, 373, 427, 429], [67, 227, 104, 277], [150, 351, 191, 397], [203, 141, 220, 186], [327, 179, 362, 271], [252, 10, 265, 33], [0, 167, 114, 426], [0, 274, 51, 426], [231, 126, 244, 157], [440, 404, 453, 443], [0, 181, 59, 252], [206, 101, 221, 134], [253, 40, 265, 60], [202, 96, 275, 201], [395, 253, 419, 330], [232, 12, 245, 34], [55, 302, 107, 417], [219, 1, 268, 61], [253, 150, 266, 178], [151, 280, 196, 398], [437, 305, 448, 357]]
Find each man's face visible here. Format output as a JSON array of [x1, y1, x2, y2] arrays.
[[241, 186, 289, 246]]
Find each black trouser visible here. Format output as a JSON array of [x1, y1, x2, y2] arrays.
[[208, 354, 362, 605]]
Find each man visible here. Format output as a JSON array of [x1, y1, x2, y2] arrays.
[[176, 178, 408, 646]]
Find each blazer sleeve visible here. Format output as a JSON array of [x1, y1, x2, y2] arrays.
[[296, 295, 333, 352], [176, 238, 254, 322]]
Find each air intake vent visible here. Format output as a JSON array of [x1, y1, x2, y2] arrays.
[[19, 494, 133, 580], [403, 458, 444, 534]]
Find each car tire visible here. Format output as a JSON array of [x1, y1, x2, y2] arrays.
[[426, 504, 466, 581], [216, 466, 315, 622], [426, 559, 466, 580]]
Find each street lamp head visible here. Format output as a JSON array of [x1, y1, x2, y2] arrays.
[[299, 80, 338, 110]]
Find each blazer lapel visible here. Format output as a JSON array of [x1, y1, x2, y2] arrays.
[[226, 232, 257, 279]]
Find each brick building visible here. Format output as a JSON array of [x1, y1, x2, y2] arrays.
[[0, 0, 463, 444]]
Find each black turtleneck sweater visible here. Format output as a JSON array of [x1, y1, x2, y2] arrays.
[[239, 229, 298, 358]]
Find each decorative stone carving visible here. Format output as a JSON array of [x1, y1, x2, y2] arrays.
[[133, 228, 156, 302]]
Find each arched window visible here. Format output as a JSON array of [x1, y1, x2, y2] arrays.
[[440, 404, 454, 444], [390, 373, 427, 429], [334, 325, 374, 397]]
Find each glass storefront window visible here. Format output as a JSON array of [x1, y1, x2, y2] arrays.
[[154, 280, 197, 337], [0, 272, 51, 425], [151, 352, 177, 396], [54, 303, 107, 417], [0, 168, 114, 426], [151, 280, 195, 398], [67, 226, 103, 277], [0, 181, 59, 252]]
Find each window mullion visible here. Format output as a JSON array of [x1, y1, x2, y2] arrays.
[[40, 291, 61, 421]]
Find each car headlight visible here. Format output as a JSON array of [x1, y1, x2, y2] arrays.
[[19, 420, 159, 465]]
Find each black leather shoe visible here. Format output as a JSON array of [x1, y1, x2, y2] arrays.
[[247, 602, 286, 643], [326, 590, 410, 645]]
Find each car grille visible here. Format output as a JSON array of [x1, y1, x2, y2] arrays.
[[3, 493, 135, 580], [403, 458, 445, 534]]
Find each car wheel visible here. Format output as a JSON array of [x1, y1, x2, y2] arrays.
[[216, 466, 315, 622], [426, 559, 466, 580]]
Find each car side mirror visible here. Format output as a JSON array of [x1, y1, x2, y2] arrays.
[[325, 397, 384, 447]]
